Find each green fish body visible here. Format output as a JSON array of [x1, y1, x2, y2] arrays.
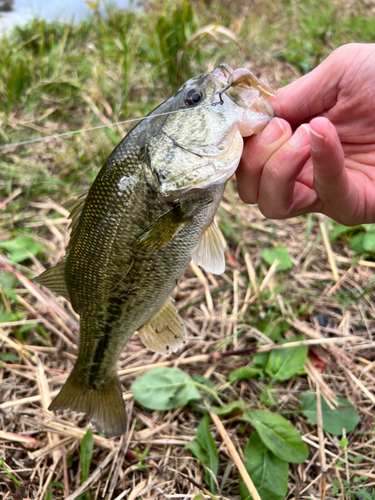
[[36, 65, 274, 436]]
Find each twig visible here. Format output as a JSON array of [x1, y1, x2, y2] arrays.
[[65, 447, 118, 500], [167, 466, 220, 500], [346, 369, 375, 405], [259, 259, 278, 292], [327, 267, 352, 296], [39, 451, 61, 499], [0, 188, 22, 210], [28, 436, 73, 460], [232, 269, 239, 348], [0, 390, 59, 410], [0, 431, 39, 446], [61, 448, 70, 498], [115, 336, 359, 375], [36, 356, 60, 462], [43, 420, 116, 451], [190, 261, 214, 316], [319, 216, 339, 281], [206, 404, 262, 500], [0, 390, 132, 410], [244, 252, 257, 292]]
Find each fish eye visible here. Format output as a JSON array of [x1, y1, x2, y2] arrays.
[[184, 88, 204, 106]]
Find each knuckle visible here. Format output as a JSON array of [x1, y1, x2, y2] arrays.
[[258, 201, 280, 219]]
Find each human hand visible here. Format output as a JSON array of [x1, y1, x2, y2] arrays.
[[236, 43, 375, 226]]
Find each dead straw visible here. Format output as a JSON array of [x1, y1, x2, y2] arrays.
[[207, 404, 262, 500]]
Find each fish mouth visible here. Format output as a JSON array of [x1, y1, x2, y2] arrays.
[[211, 64, 233, 85], [211, 64, 275, 108]]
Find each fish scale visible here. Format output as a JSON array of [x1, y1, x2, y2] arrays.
[[35, 65, 274, 436]]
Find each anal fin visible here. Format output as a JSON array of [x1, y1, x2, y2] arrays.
[[138, 299, 186, 354], [192, 220, 226, 275], [49, 368, 126, 437], [34, 260, 70, 301]]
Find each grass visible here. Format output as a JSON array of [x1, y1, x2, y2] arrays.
[[1, 0, 375, 499]]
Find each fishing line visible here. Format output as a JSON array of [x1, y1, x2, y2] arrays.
[[0, 102, 222, 151]]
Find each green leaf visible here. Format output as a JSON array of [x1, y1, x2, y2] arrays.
[[0, 235, 42, 263], [299, 391, 359, 436], [243, 409, 308, 463], [0, 352, 19, 362], [329, 222, 363, 242], [51, 481, 65, 489], [339, 437, 348, 448], [80, 428, 93, 500], [45, 487, 53, 500], [0, 308, 23, 323], [193, 374, 216, 389], [186, 440, 207, 464], [363, 232, 375, 252], [2, 287, 17, 300], [131, 367, 201, 410], [211, 399, 247, 416], [252, 352, 269, 370], [197, 414, 219, 493], [264, 321, 288, 341], [239, 432, 289, 500], [0, 271, 17, 288], [229, 366, 262, 382], [260, 386, 279, 406], [349, 232, 365, 254], [186, 414, 218, 493], [262, 245, 293, 270], [265, 336, 308, 381]]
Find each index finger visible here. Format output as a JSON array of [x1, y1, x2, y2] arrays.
[[236, 118, 292, 204]]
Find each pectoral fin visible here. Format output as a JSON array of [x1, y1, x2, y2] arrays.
[[192, 220, 226, 275], [138, 299, 186, 354], [133, 204, 187, 253]]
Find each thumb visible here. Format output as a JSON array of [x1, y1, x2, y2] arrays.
[[309, 117, 355, 214], [270, 48, 347, 125]]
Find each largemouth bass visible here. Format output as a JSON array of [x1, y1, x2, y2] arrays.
[[36, 65, 274, 436]]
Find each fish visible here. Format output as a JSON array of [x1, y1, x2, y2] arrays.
[[35, 64, 274, 436]]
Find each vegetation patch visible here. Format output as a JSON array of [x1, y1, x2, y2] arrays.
[[1, 1, 375, 499]]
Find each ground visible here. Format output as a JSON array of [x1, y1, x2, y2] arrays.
[[1, 1, 375, 499]]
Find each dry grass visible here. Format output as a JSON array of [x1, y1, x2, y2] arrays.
[[1, 189, 375, 499], [1, 1, 375, 499]]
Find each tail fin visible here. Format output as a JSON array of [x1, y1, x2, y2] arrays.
[[49, 369, 126, 437]]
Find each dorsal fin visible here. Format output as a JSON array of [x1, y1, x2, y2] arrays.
[[66, 189, 89, 253], [192, 220, 226, 275], [35, 189, 89, 299], [137, 299, 186, 354]]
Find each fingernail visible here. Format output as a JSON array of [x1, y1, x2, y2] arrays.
[[288, 125, 310, 150], [310, 128, 325, 152], [260, 118, 284, 144]]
